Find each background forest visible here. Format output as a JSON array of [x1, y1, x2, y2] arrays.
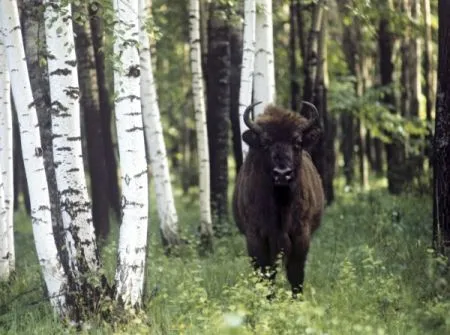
[[1, 0, 450, 334]]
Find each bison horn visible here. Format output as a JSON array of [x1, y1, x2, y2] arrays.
[[300, 101, 320, 131], [243, 101, 263, 134]]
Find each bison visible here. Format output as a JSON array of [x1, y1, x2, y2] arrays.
[[232, 101, 325, 297]]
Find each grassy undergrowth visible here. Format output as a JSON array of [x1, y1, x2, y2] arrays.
[[0, 182, 448, 334]]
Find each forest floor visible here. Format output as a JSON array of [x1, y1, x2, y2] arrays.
[[0, 179, 448, 335]]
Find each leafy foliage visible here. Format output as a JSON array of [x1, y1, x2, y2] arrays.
[[1, 183, 448, 334]]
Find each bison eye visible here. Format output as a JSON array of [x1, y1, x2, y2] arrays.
[[261, 136, 272, 150], [293, 136, 302, 150]]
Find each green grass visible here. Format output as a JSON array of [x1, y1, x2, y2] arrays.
[[0, 181, 449, 335]]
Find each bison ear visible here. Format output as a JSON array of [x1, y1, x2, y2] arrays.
[[242, 130, 260, 148], [303, 125, 322, 149]]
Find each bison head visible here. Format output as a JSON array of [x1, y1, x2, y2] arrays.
[[242, 101, 321, 187]]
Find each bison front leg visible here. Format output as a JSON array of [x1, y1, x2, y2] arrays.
[[286, 235, 310, 298], [246, 235, 277, 297]]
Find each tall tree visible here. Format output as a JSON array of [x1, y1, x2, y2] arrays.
[[423, 0, 434, 125], [88, 2, 121, 219], [139, 0, 180, 248], [20, 0, 63, 237], [253, 0, 276, 117], [44, 1, 100, 288], [188, 0, 214, 251], [0, 28, 14, 275], [207, 2, 231, 233], [379, 0, 404, 194], [239, 0, 256, 158], [113, 0, 149, 307], [73, 3, 111, 239], [0, 0, 68, 314], [289, 0, 300, 112], [433, 0, 450, 255]]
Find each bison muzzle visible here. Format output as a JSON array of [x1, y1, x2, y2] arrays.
[[233, 101, 325, 297]]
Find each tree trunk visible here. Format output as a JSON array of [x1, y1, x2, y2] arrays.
[[378, 1, 405, 194], [302, 0, 325, 105], [207, 2, 231, 234], [88, 2, 121, 219], [1, 0, 68, 315], [239, 0, 256, 158], [253, 0, 275, 117], [0, 36, 15, 275], [139, 0, 180, 249], [423, 0, 434, 163], [289, 0, 300, 112], [229, 24, 243, 173], [73, 3, 110, 240], [113, 0, 149, 307], [433, 0, 450, 255], [20, 0, 63, 238], [188, 0, 214, 252]]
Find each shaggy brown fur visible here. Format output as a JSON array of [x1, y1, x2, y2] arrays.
[[233, 104, 325, 296]]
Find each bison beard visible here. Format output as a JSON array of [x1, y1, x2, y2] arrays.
[[233, 102, 325, 297]]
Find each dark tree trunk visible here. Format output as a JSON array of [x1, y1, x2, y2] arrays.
[[289, 0, 300, 112], [378, 8, 405, 194], [433, 0, 450, 255], [207, 3, 231, 234], [341, 114, 355, 185], [373, 138, 384, 175], [229, 25, 243, 173], [73, 4, 110, 239], [20, 0, 63, 233], [88, 2, 121, 218], [12, 106, 30, 215]]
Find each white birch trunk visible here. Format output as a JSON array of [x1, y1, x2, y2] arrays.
[[0, 28, 14, 277], [188, 0, 213, 248], [253, 0, 275, 117], [113, 0, 149, 307], [139, 0, 179, 247], [0, 0, 67, 314], [239, 0, 257, 158], [43, 0, 99, 278]]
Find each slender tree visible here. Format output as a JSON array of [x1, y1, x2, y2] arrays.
[[139, 0, 180, 248], [0, 28, 14, 275], [188, 0, 213, 251], [239, 0, 256, 158], [253, 0, 275, 117], [113, 0, 149, 307], [207, 2, 231, 233], [73, 3, 111, 239], [433, 0, 450, 255], [44, 1, 100, 284], [379, 0, 405, 194], [20, 0, 63, 236], [0, 0, 68, 314], [88, 2, 121, 219]]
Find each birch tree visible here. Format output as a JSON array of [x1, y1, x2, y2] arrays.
[[113, 0, 149, 307], [139, 0, 180, 248], [239, 0, 256, 158], [253, 0, 275, 117], [0, 28, 14, 277], [0, 0, 68, 314], [43, 0, 100, 284], [189, 0, 213, 251]]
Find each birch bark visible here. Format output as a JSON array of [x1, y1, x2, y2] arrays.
[[239, 0, 256, 158], [139, 0, 180, 248], [0, 28, 14, 277], [43, 0, 100, 279], [253, 0, 275, 117], [113, 0, 149, 307], [0, 0, 68, 314], [188, 0, 213, 250]]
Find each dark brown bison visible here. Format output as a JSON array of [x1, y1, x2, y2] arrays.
[[232, 101, 325, 296]]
